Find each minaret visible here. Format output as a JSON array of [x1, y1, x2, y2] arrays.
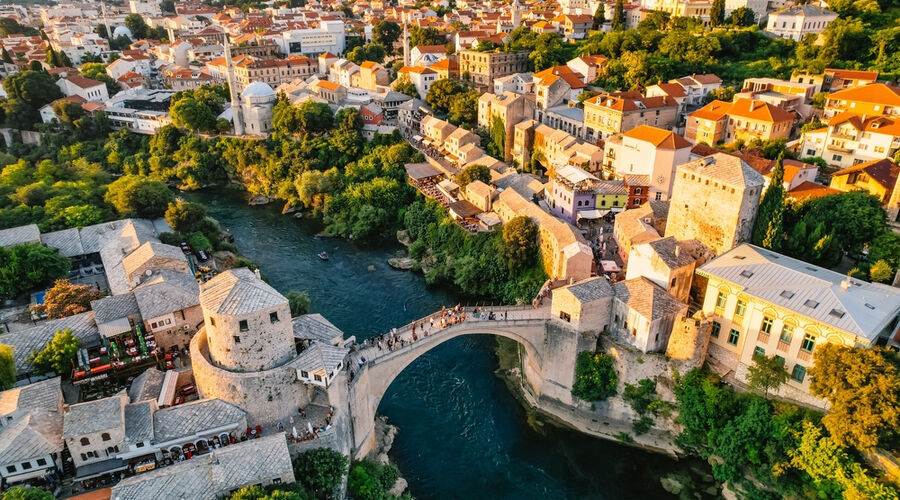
[[402, 12, 410, 67], [101, 2, 112, 43], [511, 0, 521, 29], [223, 36, 244, 136]]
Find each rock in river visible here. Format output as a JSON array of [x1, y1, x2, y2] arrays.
[[248, 194, 271, 205], [388, 257, 415, 270]]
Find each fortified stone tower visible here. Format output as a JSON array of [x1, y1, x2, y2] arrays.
[[199, 268, 295, 371]]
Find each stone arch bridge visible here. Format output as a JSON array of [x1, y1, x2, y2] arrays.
[[346, 305, 593, 458]]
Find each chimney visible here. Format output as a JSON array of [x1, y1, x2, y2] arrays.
[[675, 245, 681, 258], [254, 268, 261, 279]]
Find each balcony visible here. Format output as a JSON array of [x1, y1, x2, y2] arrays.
[[827, 143, 854, 153], [757, 332, 770, 344], [797, 349, 812, 362], [831, 131, 857, 140], [776, 340, 790, 352]]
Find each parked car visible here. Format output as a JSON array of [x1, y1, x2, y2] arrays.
[[181, 384, 196, 395], [198, 250, 209, 261], [174, 396, 184, 405]]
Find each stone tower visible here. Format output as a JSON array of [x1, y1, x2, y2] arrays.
[[199, 268, 295, 371], [223, 36, 245, 136], [402, 13, 410, 67], [511, 0, 521, 28]]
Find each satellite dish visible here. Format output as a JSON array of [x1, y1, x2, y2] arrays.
[[145, 270, 152, 276]]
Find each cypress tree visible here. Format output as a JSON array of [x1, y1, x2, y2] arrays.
[[752, 152, 785, 248], [1, 48, 12, 63], [710, 0, 725, 27], [612, 0, 625, 31]]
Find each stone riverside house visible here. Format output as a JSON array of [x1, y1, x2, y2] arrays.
[[0, 378, 65, 486], [191, 268, 350, 426]]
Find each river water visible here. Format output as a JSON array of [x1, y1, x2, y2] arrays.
[[187, 189, 708, 500]]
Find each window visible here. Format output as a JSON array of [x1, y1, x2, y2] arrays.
[[728, 329, 740, 346], [829, 308, 845, 319], [233, 336, 241, 344], [670, 277, 677, 288], [80, 437, 90, 446], [801, 334, 816, 352], [740, 270, 754, 278], [37, 458, 47, 466], [791, 364, 806, 383], [301, 370, 309, 378], [753, 346, 766, 358], [803, 299, 819, 309], [6, 465, 15, 473], [21, 462, 31, 470], [101, 433, 111, 441], [270, 312, 279, 323], [559, 311, 571, 322], [210, 317, 215, 326], [780, 290, 795, 299], [761, 316, 773, 334], [80, 453, 87, 461], [716, 291, 727, 309], [239, 320, 249, 331], [711, 321, 721, 338], [735, 300, 747, 317], [136, 442, 144, 448], [635, 187, 643, 195], [780, 324, 794, 343]]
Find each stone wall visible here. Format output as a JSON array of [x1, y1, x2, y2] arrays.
[[205, 301, 295, 372], [191, 329, 312, 427], [665, 313, 712, 369], [733, 362, 827, 409]]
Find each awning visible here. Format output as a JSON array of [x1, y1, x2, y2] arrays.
[[601, 260, 620, 272], [5, 467, 53, 483], [98, 317, 132, 338], [158, 370, 178, 408], [412, 135, 423, 141], [578, 209, 610, 220], [75, 458, 127, 480]]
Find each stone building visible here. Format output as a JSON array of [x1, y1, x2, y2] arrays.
[[63, 393, 128, 472], [602, 125, 692, 200], [0, 378, 65, 487], [625, 236, 696, 303], [122, 241, 190, 288], [239, 81, 277, 136], [191, 268, 349, 426], [583, 93, 679, 143], [477, 91, 534, 162], [665, 153, 764, 261], [458, 50, 530, 87]]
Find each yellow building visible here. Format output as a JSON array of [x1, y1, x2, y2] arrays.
[[828, 158, 899, 203], [698, 244, 900, 407], [594, 180, 627, 210]]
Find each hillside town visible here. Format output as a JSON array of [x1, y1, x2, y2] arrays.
[[0, 0, 899, 498]]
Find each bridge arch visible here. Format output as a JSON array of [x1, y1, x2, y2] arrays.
[[347, 311, 559, 458]]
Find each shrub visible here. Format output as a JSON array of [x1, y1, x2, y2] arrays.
[[572, 351, 618, 401], [632, 416, 653, 435]]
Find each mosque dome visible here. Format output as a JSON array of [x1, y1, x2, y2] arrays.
[[113, 26, 133, 39], [241, 81, 276, 99]]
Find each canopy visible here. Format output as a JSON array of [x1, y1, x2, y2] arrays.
[[600, 260, 620, 272], [578, 209, 610, 220], [158, 370, 178, 407]]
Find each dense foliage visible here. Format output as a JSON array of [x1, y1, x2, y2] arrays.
[[292, 448, 348, 499], [0, 345, 15, 391], [673, 368, 897, 498], [28, 328, 80, 376], [347, 459, 409, 500], [0, 487, 54, 500], [572, 351, 618, 401], [30, 279, 103, 319], [287, 291, 311, 316], [403, 198, 547, 302], [0, 243, 70, 298]]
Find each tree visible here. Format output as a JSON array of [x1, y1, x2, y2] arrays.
[[124, 13, 148, 39], [51, 99, 85, 124], [752, 153, 785, 250], [727, 6, 756, 26], [809, 344, 900, 451], [79, 63, 119, 97], [372, 21, 401, 52], [30, 280, 102, 319], [572, 351, 618, 401], [804, 190, 886, 255], [2, 70, 63, 128], [611, 0, 625, 31], [345, 44, 386, 64], [592, 3, 605, 30], [486, 114, 505, 158], [286, 291, 311, 316], [392, 75, 419, 99], [0, 345, 15, 391], [165, 201, 207, 234], [297, 101, 334, 134], [702, 86, 735, 104], [710, 0, 725, 26], [409, 26, 447, 47], [1, 47, 12, 63], [455, 164, 490, 190], [1, 487, 55, 500], [105, 175, 174, 218], [0, 243, 70, 299], [292, 448, 347, 498], [28, 329, 80, 376], [746, 354, 789, 397], [447, 90, 479, 128], [161, 0, 175, 12], [870, 259, 893, 283], [868, 230, 900, 273], [426, 78, 463, 114], [501, 216, 538, 273]]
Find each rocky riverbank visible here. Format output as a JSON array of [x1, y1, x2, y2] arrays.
[[370, 416, 410, 498], [492, 337, 721, 499]]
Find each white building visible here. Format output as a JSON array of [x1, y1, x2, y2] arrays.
[[239, 81, 277, 136], [56, 75, 109, 103], [603, 125, 692, 201], [800, 114, 900, 169], [272, 21, 346, 57], [129, 0, 161, 16], [765, 5, 838, 41]]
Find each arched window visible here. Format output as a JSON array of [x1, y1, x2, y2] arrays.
[[101, 433, 111, 442], [80, 437, 90, 446]]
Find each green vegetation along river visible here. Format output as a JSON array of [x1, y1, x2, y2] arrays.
[[187, 189, 713, 499]]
